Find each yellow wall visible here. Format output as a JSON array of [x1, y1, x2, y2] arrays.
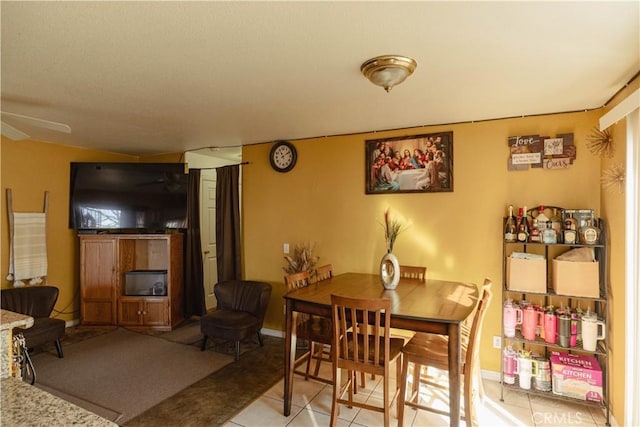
[[241, 110, 625, 410], [599, 77, 639, 426], [0, 137, 136, 319], [243, 111, 604, 337], [0, 106, 627, 422]]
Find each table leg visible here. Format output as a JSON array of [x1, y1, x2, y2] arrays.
[[283, 300, 297, 416], [448, 323, 460, 427]]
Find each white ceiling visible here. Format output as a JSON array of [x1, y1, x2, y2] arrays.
[[1, 1, 638, 156]]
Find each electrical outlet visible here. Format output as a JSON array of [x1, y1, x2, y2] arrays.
[[493, 336, 502, 349], [283, 243, 290, 254]]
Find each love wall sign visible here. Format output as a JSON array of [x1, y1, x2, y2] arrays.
[[507, 133, 576, 171]]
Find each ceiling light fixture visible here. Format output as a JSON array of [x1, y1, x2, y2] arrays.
[[360, 55, 417, 92]]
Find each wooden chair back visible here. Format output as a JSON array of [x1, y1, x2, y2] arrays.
[[397, 278, 492, 426], [286, 269, 332, 384], [399, 265, 427, 282], [464, 278, 493, 373], [315, 264, 333, 282], [330, 294, 404, 426], [284, 270, 311, 292]]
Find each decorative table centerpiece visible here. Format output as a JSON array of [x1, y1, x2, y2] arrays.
[[380, 209, 404, 290]]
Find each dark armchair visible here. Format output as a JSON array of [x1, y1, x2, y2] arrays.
[[0, 285, 66, 358], [200, 280, 272, 361]]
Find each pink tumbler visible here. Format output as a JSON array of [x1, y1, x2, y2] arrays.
[[503, 300, 522, 338], [521, 305, 543, 341], [503, 346, 517, 385], [543, 309, 557, 344]]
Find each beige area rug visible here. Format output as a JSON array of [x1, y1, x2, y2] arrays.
[[31, 328, 233, 425]]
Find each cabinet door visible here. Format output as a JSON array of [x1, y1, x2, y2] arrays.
[[118, 298, 143, 325], [143, 298, 169, 326], [80, 238, 117, 324]]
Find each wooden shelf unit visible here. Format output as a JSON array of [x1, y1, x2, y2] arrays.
[[79, 233, 184, 331]]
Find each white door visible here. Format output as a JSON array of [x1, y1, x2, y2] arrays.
[[200, 169, 218, 310]]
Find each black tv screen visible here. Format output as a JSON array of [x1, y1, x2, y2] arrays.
[[69, 162, 189, 231]]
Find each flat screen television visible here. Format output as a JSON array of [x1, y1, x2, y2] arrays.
[[69, 162, 189, 231]]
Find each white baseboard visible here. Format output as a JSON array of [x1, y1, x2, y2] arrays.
[[65, 319, 80, 328], [481, 369, 501, 382], [262, 328, 284, 338]]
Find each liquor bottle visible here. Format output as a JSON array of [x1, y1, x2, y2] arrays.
[[536, 206, 549, 225], [516, 206, 530, 243], [551, 208, 563, 243], [579, 219, 601, 245], [563, 212, 578, 244], [541, 221, 557, 244], [504, 205, 517, 243], [529, 217, 541, 242]]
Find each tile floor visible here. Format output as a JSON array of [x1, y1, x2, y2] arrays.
[[224, 362, 610, 427]]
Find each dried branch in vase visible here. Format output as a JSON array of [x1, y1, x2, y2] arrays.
[[382, 208, 405, 253], [283, 242, 319, 275], [587, 127, 614, 158]]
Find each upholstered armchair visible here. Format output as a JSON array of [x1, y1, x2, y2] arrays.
[[200, 280, 272, 361], [0, 285, 66, 358]]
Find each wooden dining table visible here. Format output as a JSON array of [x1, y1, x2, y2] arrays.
[[283, 272, 479, 427]]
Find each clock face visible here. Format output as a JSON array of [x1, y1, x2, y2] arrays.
[[269, 141, 297, 172]]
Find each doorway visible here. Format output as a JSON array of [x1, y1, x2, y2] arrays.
[[184, 147, 242, 311]]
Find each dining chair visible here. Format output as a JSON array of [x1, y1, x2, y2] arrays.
[[308, 263, 334, 377], [314, 263, 334, 282], [285, 270, 333, 384], [399, 265, 427, 282], [329, 294, 405, 427], [397, 278, 493, 427]]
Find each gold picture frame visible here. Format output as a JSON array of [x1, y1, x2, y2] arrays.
[[365, 131, 453, 194]]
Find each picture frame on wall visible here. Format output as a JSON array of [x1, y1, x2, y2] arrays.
[[365, 131, 453, 194]]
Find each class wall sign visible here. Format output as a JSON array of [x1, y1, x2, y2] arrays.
[[508, 133, 576, 171]]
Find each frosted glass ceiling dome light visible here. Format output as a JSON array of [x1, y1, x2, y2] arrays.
[[360, 55, 417, 92]]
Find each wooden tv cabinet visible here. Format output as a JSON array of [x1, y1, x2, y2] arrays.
[[79, 233, 184, 331]]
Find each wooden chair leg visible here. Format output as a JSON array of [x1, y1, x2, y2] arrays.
[[330, 364, 342, 426], [313, 343, 325, 377], [398, 357, 410, 427], [304, 342, 314, 380], [464, 371, 476, 426], [201, 335, 207, 351]]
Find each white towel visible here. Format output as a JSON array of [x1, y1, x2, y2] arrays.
[[8, 212, 48, 282]]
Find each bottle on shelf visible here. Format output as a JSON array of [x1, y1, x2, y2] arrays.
[[541, 221, 557, 244], [516, 206, 529, 243], [530, 218, 541, 242], [578, 219, 601, 245], [530, 205, 548, 243], [504, 205, 517, 243], [536, 205, 549, 224], [551, 208, 563, 243], [563, 212, 578, 244]]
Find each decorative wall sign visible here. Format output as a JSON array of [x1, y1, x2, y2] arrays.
[[508, 133, 575, 171], [365, 131, 453, 194]]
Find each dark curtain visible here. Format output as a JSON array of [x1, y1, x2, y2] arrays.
[[184, 169, 206, 317], [216, 164, 242, 281]]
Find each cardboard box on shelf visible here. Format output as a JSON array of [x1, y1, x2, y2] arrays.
[[550, 352, 603, 402], [506, 256, 547, 293], [552, 259, 600, 298]]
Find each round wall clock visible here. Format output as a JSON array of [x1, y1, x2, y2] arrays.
[[269, 141, 297, 173]]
